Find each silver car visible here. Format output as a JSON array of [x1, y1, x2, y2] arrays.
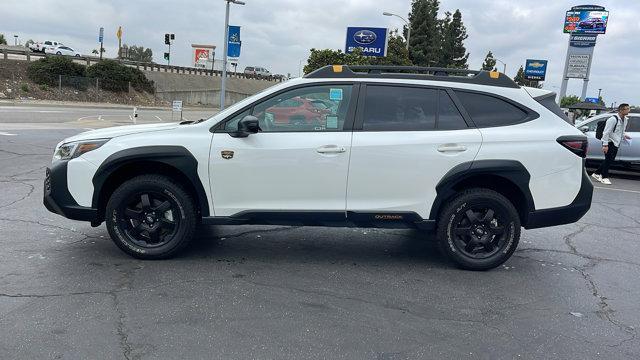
[[576, 113, 640, 167]]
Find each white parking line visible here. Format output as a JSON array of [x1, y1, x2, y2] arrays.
[[155, 115, 163, 121], [0, 131, 18, 136], [594, 186, 640, 194]]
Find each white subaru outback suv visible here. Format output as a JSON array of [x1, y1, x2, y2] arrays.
[[44, 65, 593, 270]]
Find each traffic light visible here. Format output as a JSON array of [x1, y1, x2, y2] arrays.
[[170, 33, 175, 40], [164, 34, 170, 45], [164, 52, 170, 60]]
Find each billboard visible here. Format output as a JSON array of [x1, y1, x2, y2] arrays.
[[191, 44, 216, 69], [566, 54, 590, 79], [345, 27, 388, 57], [570, 34, 597, 47], [524, 59, 548, 81], [564, 9, 609, 34]]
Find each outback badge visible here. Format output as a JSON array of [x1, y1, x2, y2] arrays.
[[221, 150, 234, 160]]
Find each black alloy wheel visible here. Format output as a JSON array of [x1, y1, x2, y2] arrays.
[[118, 191, 180, 248]]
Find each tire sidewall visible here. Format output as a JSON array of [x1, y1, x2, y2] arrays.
[[106, 177, 195, 259], [438, 190, 521, 270]]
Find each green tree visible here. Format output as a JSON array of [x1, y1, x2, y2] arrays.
[[481, 51, 497, 71], [438, 9, 469, 68], [303, 31, 411, 74], [407, 0, 441, 67], [560, 95, 581, 108], [513, 65, 526, 86], [121, 44, 153, 63], [0, 34, 7, 45], [25, 39, 35, 47]]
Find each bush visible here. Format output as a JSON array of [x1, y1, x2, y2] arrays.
[[86, 59, 154, 93], [21, 83, 29, 92], [39, 84, 50, 91], [27, 56, 86, 86]]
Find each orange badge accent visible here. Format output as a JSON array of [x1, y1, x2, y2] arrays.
[[332, 65, 343, 73], [489, 71, 500, 79]]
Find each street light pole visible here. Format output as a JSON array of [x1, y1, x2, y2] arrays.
[[220, 0, 245, 111], [492, 57, 507, 74], [382, 12, 410, 51], [597, 88, 602, 99]]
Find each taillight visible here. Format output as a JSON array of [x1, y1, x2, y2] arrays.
[[557, 136, 588, 158]]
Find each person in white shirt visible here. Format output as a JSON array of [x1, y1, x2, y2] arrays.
[[592, 104, 632, 185]]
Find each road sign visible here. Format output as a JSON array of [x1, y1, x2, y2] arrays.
[[116, 26, 123, 40], [172, 100, 183, 112], [585, 97, 600, 103], [345, 27, 388, 57], [99, 27, 104, 42], [524, 59, 548, 81]]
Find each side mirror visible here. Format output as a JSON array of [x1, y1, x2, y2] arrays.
[[579, 126, 589, 133], [231, 115, 260, 138]]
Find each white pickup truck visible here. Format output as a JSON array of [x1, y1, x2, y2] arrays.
[[29, 40, 64, 53]]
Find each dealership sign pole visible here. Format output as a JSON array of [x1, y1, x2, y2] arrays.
[[559, 5, 608, 104]]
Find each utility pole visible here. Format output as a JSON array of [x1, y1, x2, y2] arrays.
[[220, 0, 245, 111], [597, 88, 602, 99]]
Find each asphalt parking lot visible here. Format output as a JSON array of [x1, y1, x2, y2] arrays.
[[1, 105, 640, 359]]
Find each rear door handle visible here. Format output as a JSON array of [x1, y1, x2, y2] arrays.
[[437, 144, 467, 153], [316, 145, 346, 154]]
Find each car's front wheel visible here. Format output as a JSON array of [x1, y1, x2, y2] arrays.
[[105, 175, 196, 259], [436, 188, 521, 270]]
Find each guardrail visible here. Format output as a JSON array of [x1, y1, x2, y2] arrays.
[[0, 48, 283, 83]]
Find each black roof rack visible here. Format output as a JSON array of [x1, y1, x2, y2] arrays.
[[305, 65, 520, 89]]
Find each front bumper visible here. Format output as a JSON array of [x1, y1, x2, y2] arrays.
[[524, 165, 593, 229], [43, 161, 97, 222]]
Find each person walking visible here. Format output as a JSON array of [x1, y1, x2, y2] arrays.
[[592, 103, 632, 185]]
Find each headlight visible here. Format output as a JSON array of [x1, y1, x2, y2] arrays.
[[53, 139, 109, 161]]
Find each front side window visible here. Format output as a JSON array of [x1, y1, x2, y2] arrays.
[[455, 91, 528, 127], [224, 85, 353, 132]]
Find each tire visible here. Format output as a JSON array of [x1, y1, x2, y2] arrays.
[[436, 188, 521, 270], [105, 175, 197, 259], [56, 51, 62, 55]]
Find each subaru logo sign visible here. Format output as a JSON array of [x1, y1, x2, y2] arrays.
[[345, 27, 388, 57], [354, 30, 377, 45]]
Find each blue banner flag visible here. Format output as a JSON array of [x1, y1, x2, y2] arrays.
[[227, 25, 241, 58]]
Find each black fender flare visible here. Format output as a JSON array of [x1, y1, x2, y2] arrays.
[[91, 146, 210, 217], [428, 160, 535, 222]]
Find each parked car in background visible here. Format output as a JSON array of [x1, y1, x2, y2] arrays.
[[45, 45, 81, 57], [244, 66, 271, 79], [576, 113, 640, 168], [262, 96, 331, 126], [29, 40, 64, 53]]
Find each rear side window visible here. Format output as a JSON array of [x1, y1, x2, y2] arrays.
[[628, 117, 640, 132], [455, 91, 528, 127], [535, 94, 571, 123], [362, 86, 437, 131], [438, 91, 467, 130]]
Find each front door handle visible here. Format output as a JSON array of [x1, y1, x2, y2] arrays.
[[316, 145, 346, 154], [437, 144, 468, 153]]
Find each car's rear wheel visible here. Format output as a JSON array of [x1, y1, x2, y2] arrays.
[[436, 188, 520, 270], [56, 51, 62, 55], [105, 175, 196, 259]]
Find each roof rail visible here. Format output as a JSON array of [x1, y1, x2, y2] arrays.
[[305, 65, 520, 88]]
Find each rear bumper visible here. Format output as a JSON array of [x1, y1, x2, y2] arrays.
[[43, 163, 97, 222], [524, 165, 593, 229]]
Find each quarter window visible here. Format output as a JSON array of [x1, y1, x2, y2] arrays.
[[455, 91, 528, 127]]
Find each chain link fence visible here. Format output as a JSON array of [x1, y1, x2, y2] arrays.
[[58, 75, 132, 93]]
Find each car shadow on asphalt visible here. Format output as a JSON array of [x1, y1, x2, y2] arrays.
[[174, 225, 452, 268]]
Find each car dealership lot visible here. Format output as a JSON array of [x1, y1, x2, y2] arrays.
[[1, 113, 640, 358]]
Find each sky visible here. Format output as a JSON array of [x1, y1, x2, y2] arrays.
[[1, 0, 639, 105]]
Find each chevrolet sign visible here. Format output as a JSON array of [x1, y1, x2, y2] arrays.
[[524, 59, 548, 81]]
